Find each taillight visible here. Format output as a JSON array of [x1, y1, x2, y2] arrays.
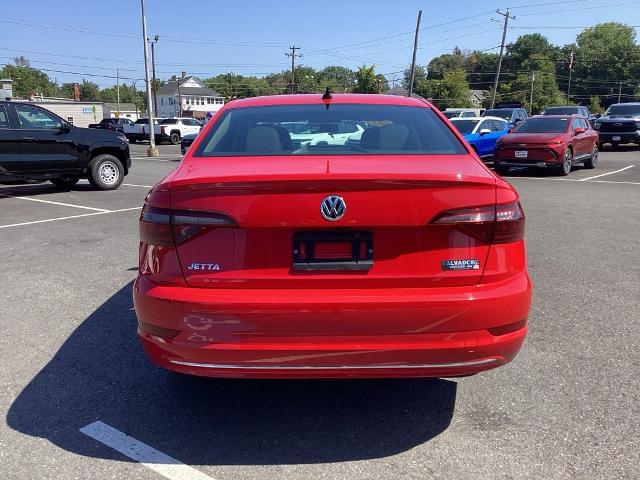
[[161, 126, 166, 135], [140, 206, 236, 246], [432, 202, 525, 244]]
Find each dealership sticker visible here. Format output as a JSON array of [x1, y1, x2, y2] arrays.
[[441, 259, 480, 271]]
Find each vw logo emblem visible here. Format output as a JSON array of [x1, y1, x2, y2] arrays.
[[320, 195, 346, 221]]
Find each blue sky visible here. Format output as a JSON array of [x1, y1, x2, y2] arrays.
[[0, 0, 638, 88]]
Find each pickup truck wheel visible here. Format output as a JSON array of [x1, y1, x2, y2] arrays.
[[50, 176, 80, 189], [88, 154, 124, 190], [170, 132, 181, 145]]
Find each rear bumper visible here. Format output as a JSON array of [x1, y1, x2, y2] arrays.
[[133, 273, 532, 379]]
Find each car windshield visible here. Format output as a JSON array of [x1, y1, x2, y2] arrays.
[[544, 107, 579, 115], [135, 119, 149, 124], [515, 118, 568, 133], [193, 104, 466, 156], [443, 111, 459, 119], [450, 119, 480, 134], [484, 109, 513, 120], [160, 119, 178, 124], [604, 105, 640, 116]]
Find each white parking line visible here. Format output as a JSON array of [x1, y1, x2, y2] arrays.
[[578, 165, 635, 181], [123, 183, 154, 188], [0, 207, 140, 229], [0, 193, 109, 212], [80, 421, 215, 480]]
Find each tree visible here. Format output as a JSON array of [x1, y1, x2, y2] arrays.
[[402, 65, 426, 91], [317, 66, 356, 92], [353, 65, 378, 93], [508, 54, 564, 114], [506, 34, 557, 70], [0, 63, 57, 98], [14, 56, 30, 68], [589, 96, 603, 115], [427, 49, 466, 80]]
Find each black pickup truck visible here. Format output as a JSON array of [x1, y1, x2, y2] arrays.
[[594, 102, 640, 148], [88, 117, 134, 133], [0, 101, 130, 190]]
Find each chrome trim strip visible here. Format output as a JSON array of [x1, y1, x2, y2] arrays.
[[168, 358, 498, 370]]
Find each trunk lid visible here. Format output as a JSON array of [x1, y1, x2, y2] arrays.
[[170, 155, 497, 289]]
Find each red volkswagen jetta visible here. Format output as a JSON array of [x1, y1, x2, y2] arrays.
[[134, 94, 532, 379]]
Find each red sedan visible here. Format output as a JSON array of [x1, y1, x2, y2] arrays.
[[494, 114, 599, 176], [133, 93, 532, 379]]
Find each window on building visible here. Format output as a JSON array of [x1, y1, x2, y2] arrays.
[[161, 98, 164, 106]]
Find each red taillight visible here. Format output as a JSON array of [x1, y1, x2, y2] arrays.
[[432, 202, 525, 244], [140, 206, 236, 246], [161, 126, 166, 135]]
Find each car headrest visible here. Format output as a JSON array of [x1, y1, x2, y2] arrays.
[[360, 126, 380, 149], [245, 125, 290, 153], [379, 124, 410, 150]]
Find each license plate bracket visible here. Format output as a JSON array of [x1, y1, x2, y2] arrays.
[[612, 136, 621, 142], [515, 150, 528, 158], [293, 231, 373, 271]]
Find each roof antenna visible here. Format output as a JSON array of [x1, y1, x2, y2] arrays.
[[322, 87, 332, 100]]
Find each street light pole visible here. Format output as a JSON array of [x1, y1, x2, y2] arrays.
[[140, 0, 158, 157], [149, 35, 159, 117]]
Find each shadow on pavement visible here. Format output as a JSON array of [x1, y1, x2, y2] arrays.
[[7, 282, 457, 466]]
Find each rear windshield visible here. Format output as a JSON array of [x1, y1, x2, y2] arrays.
[[160, 119, 178, 124], [484, 109, 513, 120], [543, 107, 579, 115], [604, 105, 640, 116], [135, 119, 149, 124], [193, 104, 466, 156], [515, 118, 568, 133], [450, 119, 480, 134]]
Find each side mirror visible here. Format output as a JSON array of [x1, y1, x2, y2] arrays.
[[59, 122, 71, 133], [479, 128, 491, 136], [574, 127, 586, 135]]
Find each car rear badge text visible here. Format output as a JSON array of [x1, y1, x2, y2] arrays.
[[441, 259, 480, 271], [187, 263, 221, 271]]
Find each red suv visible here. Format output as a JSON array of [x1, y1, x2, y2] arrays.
[[494, 115, 599, 176], [134, 94, 532, 379]]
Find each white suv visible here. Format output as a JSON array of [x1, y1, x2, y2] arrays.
[[155, 118, 202, 145]]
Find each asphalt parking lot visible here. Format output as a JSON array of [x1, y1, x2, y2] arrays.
[[1, 143, 638, 480]]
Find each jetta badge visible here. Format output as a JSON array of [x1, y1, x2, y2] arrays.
[[320, 195, 346, 221]]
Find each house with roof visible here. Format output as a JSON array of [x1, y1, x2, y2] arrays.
[[156, 76, 224, 119]]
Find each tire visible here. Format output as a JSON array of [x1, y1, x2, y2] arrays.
[[170, 131, 181, 145], [87, 154, 124, 190], [611, 142, 619, 150], [50, 176, 80, 189], [556, 148, 573, 176], [583, 145, 598, 169]]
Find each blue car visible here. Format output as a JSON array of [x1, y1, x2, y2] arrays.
[[450, 116, 510, 160]]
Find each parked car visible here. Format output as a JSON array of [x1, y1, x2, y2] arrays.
[[541, 105, 590, 118], [134, 93, 532, 379], [483, 106, 528, 127], [443, 109, 478, 119], [450, 116, 509, 160], [494, 115, 598, 176], [123, 118, 158, 143], [88, 117, 135, 133], [154, 118, 203, 145], [593, 102, 640, 149], [0, 101, 130, 189], [181, 133, 197, 155]]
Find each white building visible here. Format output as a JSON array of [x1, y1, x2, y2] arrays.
[[156, 76, 224, 120], [104, 103, 140, 122], [21, 96, 104, 127]]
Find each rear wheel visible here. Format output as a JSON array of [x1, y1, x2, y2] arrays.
[[87, 154, 124, 190], [556, 149, 572, 176], [50, 176, 80, 189], [170, 131, 181, 145], [583, 145, 598, 169]]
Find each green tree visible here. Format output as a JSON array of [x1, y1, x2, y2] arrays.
[[508, 54, 564, 114], [317, 66, 356, 92], [589, 95, 603, 114], [0, 63, 57, 98], [353, 65, 378, 93], [506, 34, 558, 70], [402, 65, 427, 91], [427, 49, 466, 80]]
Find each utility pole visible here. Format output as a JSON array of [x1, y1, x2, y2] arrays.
[[116, 68, 120, 114], [618, 81, 623, 103], [566, 48, 573, 103], [285, 46, 302, 94], [140, 0, 158, 157], [490, 9, 515, 109], [529, 71, 535, 112], [149, 35, 159, 116], [408, 10, 422, 97]]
